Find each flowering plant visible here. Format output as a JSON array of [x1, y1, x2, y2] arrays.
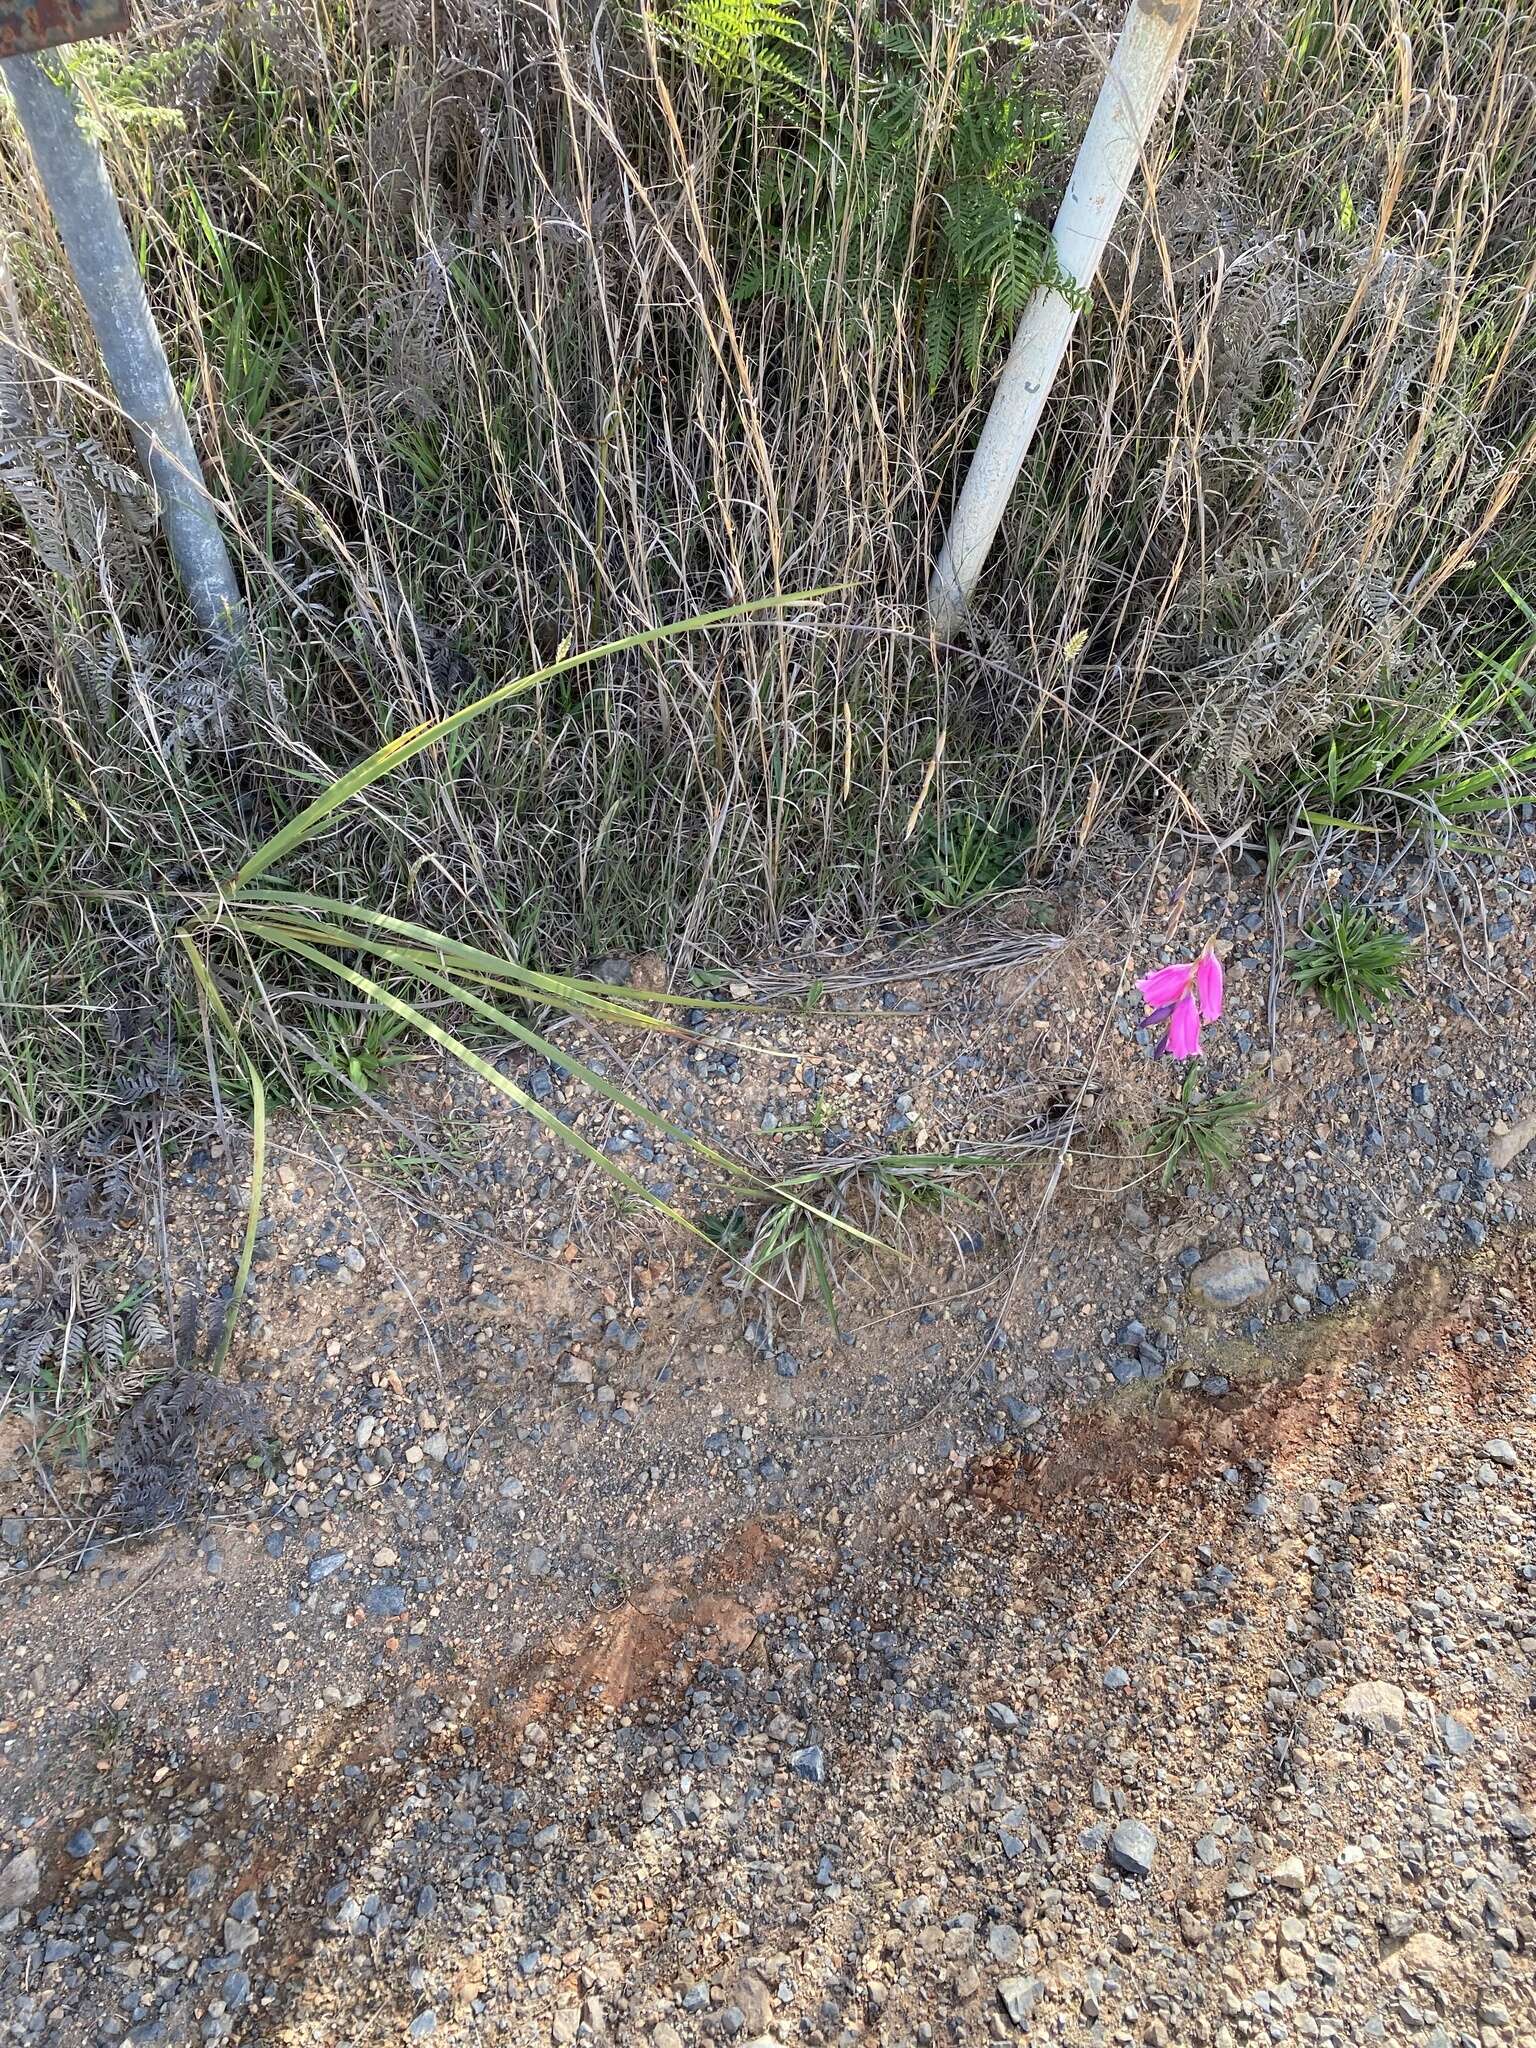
[[1136, 950, 1224, 1059]]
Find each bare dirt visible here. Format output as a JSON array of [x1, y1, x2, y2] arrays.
[[2, 1237, 1533, 2046], [3, 858, 1536, 2045]]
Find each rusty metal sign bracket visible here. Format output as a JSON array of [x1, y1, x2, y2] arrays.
[[0, 0, 127, 61]]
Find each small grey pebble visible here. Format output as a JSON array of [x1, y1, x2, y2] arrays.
[[1108, 1818, 1157, 1878], [1290, 1257, 1320, 1298], [997, 1976, 1041, 2026], [1188, 1248, 1270, 1306], [987, 1922, 1023, 1966], [0, 1847, 40, 1911], [223, 1917, 260, 1956], [1440, 1713, 1475, 1757]]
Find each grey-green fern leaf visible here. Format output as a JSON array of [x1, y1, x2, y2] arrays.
[[924, 277, 961, 392]]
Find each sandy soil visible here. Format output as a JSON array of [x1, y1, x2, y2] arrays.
[[2, 850, 1535, 2045]]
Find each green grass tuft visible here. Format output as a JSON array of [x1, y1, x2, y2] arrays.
[[1290, 906, 1415, 1030], [704, 1139, 1044, 1326], [1144, 1076, 1256, 1191], [1265, 604, 1536, 843]]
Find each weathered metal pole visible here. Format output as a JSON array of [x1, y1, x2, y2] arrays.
[[929, 0, 1199, 637], [2, 50, 245, 644]]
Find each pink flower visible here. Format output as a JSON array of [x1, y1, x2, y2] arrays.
[[1195, 952, 1224, 1022], [1165, 992, 1201, 1058], [1136, 948, 1224, 1059]]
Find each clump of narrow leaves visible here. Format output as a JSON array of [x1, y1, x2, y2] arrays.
[[1144, 1074, 1256, 1189], [1290, 904, 1415, 1029]]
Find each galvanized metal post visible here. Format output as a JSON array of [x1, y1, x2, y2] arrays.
[[2, 49, 245, 644], [929, 0, 1199, 636]]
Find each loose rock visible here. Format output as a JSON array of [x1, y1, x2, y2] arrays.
[[1338, 1679, 1408, 1735], [997, 1977, 1041, 2026], [1108, 1818, 1157, 1878], [1188, 1248, 1271, 1306], [0, 1849, 39, 1913]]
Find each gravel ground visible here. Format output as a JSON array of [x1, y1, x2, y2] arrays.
[[1, 835, 1535, 2046]]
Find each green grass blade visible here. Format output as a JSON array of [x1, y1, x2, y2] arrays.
[[212, 1060, 265, 1374], [765, 1179, 888, 1254], [232, 915, 889, 1257], [234, 905, 691, 1037], [1300, 810, 1376, 834], [244, 926, 695, 1225], [231, 916, 747, 1178], [238, 891, 744, 1011], [806, 1225, 839, 1328], [232, 591, 837, 891]]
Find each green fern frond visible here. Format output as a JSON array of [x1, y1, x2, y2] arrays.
[[945, 183, 1015, 283], [924, 277, 961, 391], [959, 279, 992, 383], [659, 0, 1065, 389], [998, 214, 1053, 314], [650, 0, 806, 93], [953, 98, 1016, 178]]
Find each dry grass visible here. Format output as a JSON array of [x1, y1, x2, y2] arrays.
[[0, 0, 1533, 1185]]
